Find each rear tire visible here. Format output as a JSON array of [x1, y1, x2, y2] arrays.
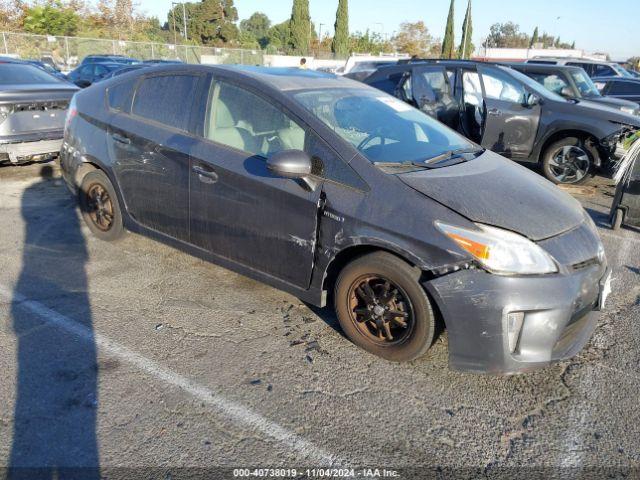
[[334, 252, 436, 362], [79, 170, 124, 241], [542, 137, 595, 185]]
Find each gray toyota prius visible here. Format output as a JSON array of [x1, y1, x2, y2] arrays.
[[60, 65, 611, 374]]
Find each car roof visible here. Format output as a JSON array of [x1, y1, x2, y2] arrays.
[[150, 65, 365, 92], [505, 62, 584, 73], [530, 57, 615, 65]]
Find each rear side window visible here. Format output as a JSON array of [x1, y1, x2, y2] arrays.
[[107, 78, 137, 112], [608, 81, 639, 95], [593, 64, 616, 77], [132, 74, 200, 131]]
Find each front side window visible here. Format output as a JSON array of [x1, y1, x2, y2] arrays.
[[206, 81, 306, 156], [132, 74, 200, 131], [569, 70, 601, 97], [593, 64, 616, 77], [293, 88, 472, 165], [480, 68, 526, 103], [529, 73, 570, 96]]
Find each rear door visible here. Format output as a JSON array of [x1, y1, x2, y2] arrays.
[[410, 65, 459, 129], [477, 65, 541, 159], [108, 72, 206, 241], [188, 77, 322, 287]]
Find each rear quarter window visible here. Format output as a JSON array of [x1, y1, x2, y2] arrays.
[[107, 78, 137, 112], [132, 74, 201, 132]]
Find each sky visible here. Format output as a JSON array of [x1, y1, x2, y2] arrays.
[[136, 0, 640, 60]]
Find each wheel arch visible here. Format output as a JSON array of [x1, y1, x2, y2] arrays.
[[537, 129, 603, 166]]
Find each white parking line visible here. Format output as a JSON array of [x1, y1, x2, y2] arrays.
[[0, 285, 345, 467]]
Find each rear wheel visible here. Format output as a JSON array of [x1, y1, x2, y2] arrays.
[[542, 137, 595, 185], [334, 252, 436, 362], [79, 170, 124, 241]]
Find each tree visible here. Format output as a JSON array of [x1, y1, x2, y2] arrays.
[[289, 0, 311, 54], [114, 0, 133, 32], [571, 41, 576, 49], [23, 0, 79, 36], [441, 0, 455, 58], [350, 30, 392, 55], [394, 21, 435, 57], [457, 0, 473, 59], [486, 22, 529, 48], [331, 0, 349, 57], [530, 26, 539, 48], [240, 12, 271, 48]]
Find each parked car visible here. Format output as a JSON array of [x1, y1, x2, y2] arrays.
[[66, 62, 125, 87], [362, 60, 640, 184], [592, 77, 640, 106], [0, 63, 78, 165], [25, 59, 68, 81], [100, 63, 151, 80], [61, 65, 612, 374], [337, 55, 408, 77], [142, 59, 183, 64], [525, 57, 633, 79], [508, 63, 640, 115], [80, 55, 139, 65]]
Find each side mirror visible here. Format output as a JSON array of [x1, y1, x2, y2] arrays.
[[75, 79, 91, 88], [266, 150, 319, 190], [525, 93, 541, 107]]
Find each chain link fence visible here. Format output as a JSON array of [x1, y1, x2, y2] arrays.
[[0, 31, 269, 70]]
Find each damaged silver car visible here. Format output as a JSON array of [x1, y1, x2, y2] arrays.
[[61, 66, 611, 374], [0, 63, 78, 165]]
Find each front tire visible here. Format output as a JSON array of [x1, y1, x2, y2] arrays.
[[542, 137, 595, 185], [334, 252, 436, 362], [79, 170, 124, 241]]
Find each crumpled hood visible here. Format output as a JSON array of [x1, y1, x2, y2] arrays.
[[565, 99, 640, 128], [398, 151, 586, 241]]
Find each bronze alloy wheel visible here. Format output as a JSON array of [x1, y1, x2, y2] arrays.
[[86, 183, 115, 232], [347, 275, 415, 346]]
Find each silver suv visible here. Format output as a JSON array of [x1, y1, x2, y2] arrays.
[[526, 57, 633, 79]]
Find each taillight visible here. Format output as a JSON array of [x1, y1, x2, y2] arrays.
[[65, 95, 77, 130]]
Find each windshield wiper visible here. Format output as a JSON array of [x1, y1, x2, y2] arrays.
[[423, 147, 485, 165], [373, 161, 432, 169]]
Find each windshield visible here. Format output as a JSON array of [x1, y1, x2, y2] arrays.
[[293, 88, 474, 165], [500, 66, 567, 102], [0, 64, 63, 85], [613, 64, 633, 78], [570, 69, 601, 97]]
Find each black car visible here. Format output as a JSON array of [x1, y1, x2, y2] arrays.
[[61, 65, 611, 374], [508, 63, 640, 115], [525, 57, 634, 79], [80, 55, 139, 66], [592, 77, 640, 106], [66, 62, 124, 88], [0, 63, 77, 165], [362, 60, 640, 184]]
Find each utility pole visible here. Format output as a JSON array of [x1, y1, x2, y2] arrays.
[[172, 6, 177, 45], [172, 2, 188, 41]]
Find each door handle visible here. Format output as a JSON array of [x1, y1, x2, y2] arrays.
[[488, 108, 502, 117], [192, 165, 218, 184], [112, 133, 131, 145]]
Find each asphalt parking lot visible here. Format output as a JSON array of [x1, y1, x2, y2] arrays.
[[0, 162, 639, 478]]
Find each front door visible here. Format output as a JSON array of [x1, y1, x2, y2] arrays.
[[189, 78, 321, 287], [109, 72, 205, 241], [477, 65, 542, 159]]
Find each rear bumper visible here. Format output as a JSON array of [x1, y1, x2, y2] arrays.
[[0, 130, 64, 164], [424, 263, 608, 375]]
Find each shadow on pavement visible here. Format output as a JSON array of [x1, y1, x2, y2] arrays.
[[9, 165, 100, 479]]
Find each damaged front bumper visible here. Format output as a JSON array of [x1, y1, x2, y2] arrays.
[[424, 260, 609, 375]]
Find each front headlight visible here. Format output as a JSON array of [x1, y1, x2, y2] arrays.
[[621, 107, 637, 116], [436, 222, 558, 275]]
